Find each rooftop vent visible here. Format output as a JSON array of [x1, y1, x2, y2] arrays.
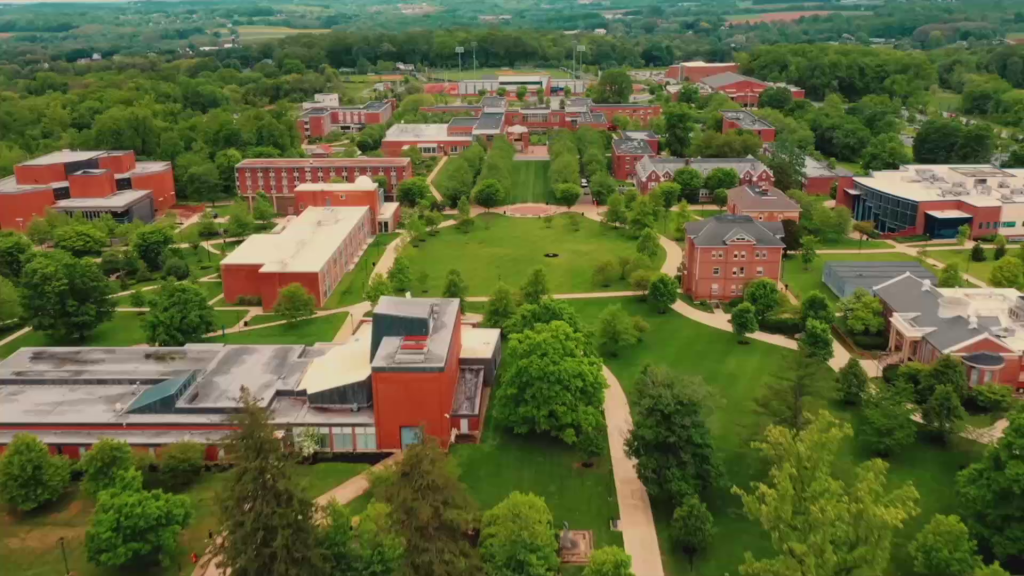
[[394, 335, 429, 364]]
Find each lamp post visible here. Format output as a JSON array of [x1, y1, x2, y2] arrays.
[[58, 537, 70, 576], [455, 46, 464, 78], [471, 41, 477, 75], [576, 44, 586, 79]]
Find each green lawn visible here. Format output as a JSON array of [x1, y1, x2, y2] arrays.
[[0, 463, 366, 576], [400, 213, 666, 296], [507, 161, 553, 204], [819, 236, 892, 250], [926, 248, 1006, 284], [563, 297, 984, 576], [206, 312, 347, 345], [247, 313, 286, 327], [322, 233, 400, 309], [452, 424, 622, 549], [783, 252, 920, 302], [691, 208, 724, 217], [928, 89, 961, 113]]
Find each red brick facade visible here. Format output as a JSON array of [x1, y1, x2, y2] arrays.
[[683, 237, 784, 300], [722, 116, 775, 143], [667, 62, 740, 83], [805, 175, 853, 196]]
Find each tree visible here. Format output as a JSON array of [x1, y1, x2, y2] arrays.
[[671, 496, 714, 570], [800, 318, 834, 363], [378, 438, 482, 576], [755, 354, 832, 431], [0, 433, 71, 512], [906, 516, 979, 576], [132, 225, 175, 272], [988, 257, 1023, 288], [590, 173, 616, 205], [743, 278, 780, 321], [273, 283, 316, 322], [472, 179, 504, 211], [251, 193, 276, 223], [516, 85, 528, 102], [493, 321, 605, 446], [483, 283, 517, 330], [604, 193, 628, 227], [939, 262, 965, 288], [388, 255, 412, 292], [364, 273, 393, 306], [216, 392, 323, 576], [956, 409, 1024, 560], [957, 224, 972, 246], [711, 188, 729, 210], [921, 385, 966, 443], [732, 302, 758, 344], [397, 177, 431, 207], [971, 243, 987, 262], [838, 287, 885, 335], [648, 273, 677, 314], [143, 282, 217, 346], [665, 105, 696, 158], [442, 269, 468, 302], [86, 476, 193, 568], [553, 183, 582, 209], [627, 195, 657, 235], [862, 133, 913, 171], [733, 412, 920, 576], [636, 228, 660, 260], [0, 233, 33, 280], [593, 259, 618, 287], [674, 167, 703, 203], [80, 438, 135, 497], [503, 298, 586, 337], [837, 357, 868, 405], [584, 546, 634, 576], [439, 157, 474, 208], [480, 492, 559, 576], [861, 384, 918, 457], [800, 291, 833, 326], [26, 218, 52, 246], [800, 235, 819, 270], [19, 250, 113, 341], [593, 69, 632, 104], [758, 86, 793, 110], [319, 500, 404, 576], [519, 267, 549, 305], [0, 276, 21, 324], [158, 441, 205, 491], [926, 355, 970, 401], [703, 168, 739, 192], [53, 224, 107, 257], [456, 195, 472, 228], [994, 235, 1008, 260], [596, 304, 645, 356], [626, 366, 720, 502]]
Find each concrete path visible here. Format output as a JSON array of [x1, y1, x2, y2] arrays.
[[602, 366, 665, 576], [426, 155, 448, 203], [315, 453, 402, 507], [0, 326, 30, 347]]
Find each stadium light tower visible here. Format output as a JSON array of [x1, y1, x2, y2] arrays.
[[576, 44, 586, 79], [455, 46, 465, 77], [471, 41, 478, 75]]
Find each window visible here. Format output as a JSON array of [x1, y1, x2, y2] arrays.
[[754, 251, 761, 260], [711, 284, 719, 295], [718, 251, 724, 259], [710, 251, 718, 260], [332, 428, 354, 451], [729, 285, 737, 296], [1004, 222, 1016, 228], [712, 267, 720, 276], [355, 427, 377, 451], [757, 214, 764, 221], [735, 251, 746, 260], [757, 267, 764, 276]]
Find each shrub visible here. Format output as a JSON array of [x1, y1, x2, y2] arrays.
[[79, 438, 135, 496], [882, 364, 901, 385], [158, 441, 205, 491], [968, 384, 1015, 413], [236, 295, 262, 306], [758, 314, 803, 336], [971, 243, 987, 262], [162, 258, 190, 281], [851, 333, 888, 350], [0, 433, 71, 511]]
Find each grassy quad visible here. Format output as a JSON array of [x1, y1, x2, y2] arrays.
[[507, 161, 554, 204], [783, 252, 922, 302], [0, 463, 367, 576], [563, 297, 984, 576], [205, 312, 348, 346], [400, 213, 666, 297]]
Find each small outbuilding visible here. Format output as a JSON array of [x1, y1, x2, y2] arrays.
[[822, 261, 938, 299]]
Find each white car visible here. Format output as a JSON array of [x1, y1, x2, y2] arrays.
[[580, 178, 589, 188]]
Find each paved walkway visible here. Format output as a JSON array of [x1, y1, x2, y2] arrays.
[[425, 155, 448, 203], [315, 453, 403, 507], [602, 366, 664, 576]]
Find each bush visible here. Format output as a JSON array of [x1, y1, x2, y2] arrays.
[[851, 333, 888, 350], [976, 234, 999, 243], [79, 438, 135, 496], [882, 364, 901, 385], [0, 433, 71, 511], [158, 441, 205, 491], [727, 297, 744, 309], [968, 384, 1015, 413], [162, 258, 190, 281], [758, 314, 803, 336]]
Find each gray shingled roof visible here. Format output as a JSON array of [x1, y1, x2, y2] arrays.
[[684, 214, 785, 247], [700, 72, 764, 89], [727, 185, 801, 212]]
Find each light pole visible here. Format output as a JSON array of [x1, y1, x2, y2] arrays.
[[58, 537, 70, 576], [576, 44, 586, 80], [572, 42, 577, 79], [471, 41, 477, 75], [455, 46, 464, 78]]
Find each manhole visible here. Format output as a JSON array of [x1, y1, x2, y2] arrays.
[[545, 253, 559, 258]]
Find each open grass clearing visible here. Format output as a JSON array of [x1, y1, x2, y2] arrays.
[[214, 25, 331, 42], [0, 462, 366, 576], [205, 312, 347, 345], [783, 252, 920, 302], [321, 233, 400, 309], [564, 297, 985, 576], [507, 161, 553, 204], [400, 213, 666, 297], [925, 247, 1010, 284], [246, 313, 286, 327], [818, 236, 892, 250]]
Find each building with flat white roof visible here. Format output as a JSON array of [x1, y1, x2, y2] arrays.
[[837, 164, 1024, 240], [221, 206, 374, 311]]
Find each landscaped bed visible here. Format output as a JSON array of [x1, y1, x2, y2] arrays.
[[205, 312, 348, 345], [563, 297, 985, 576], [0, 462, 367, 576], [783, 252, 921, 302], [400, 213, 666, 296]]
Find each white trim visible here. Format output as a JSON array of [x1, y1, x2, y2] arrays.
[[943, 334, 1016, 355], [871, 271, 919, 292]]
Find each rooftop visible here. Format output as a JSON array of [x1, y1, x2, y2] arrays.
[[622, 130, 658, 141], [721, 109, 774, 131], [52, 189, 152, 210], [805, 156, 854, 178], [293, 175, 378, 193], [612, 138, 653, 156], [384, 123, 472, 142], [236, 158, 412, 169], [681, 60, 735, 67], [854, 164, 1024, 207], [684, 214, 785, 248], [221, 206, 370, 273], [372, 297, 460, 371], [18, 150, 110, 166], [635, 155, 771, 179], [727, 184, 801, 213], [473, 112, 505, 134], [0, 176, 59, 195], [700, 71, 765, 89], [823, 261, 937, 298]]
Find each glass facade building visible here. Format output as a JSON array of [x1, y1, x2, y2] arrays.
[[850, 182, 920, 234]]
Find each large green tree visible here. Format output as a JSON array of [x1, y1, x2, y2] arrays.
[[733, 411, 920, 576], [0, 232, 33, 280], [19, 250, 113, 341], [592, 69, 633, 103], [0, 433, 71, 512], [273, 283, 316, 322], [79, 438, 135, 497], [143, 282, 218, 346], [480, 492, 559, 576], [132, 225, 176, 272], [319, 500, 405, 576], [908, 514, 981, 576], [754, 354, 831, 431]]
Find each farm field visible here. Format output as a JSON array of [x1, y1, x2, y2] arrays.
[[507, 161, 553, 204], [726, 10, 871, 23], [217, 26, 331, 42]]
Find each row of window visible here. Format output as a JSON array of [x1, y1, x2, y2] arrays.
[[301, 426, 378, 452], [709, 283, 749, 296], [711, 266, 764, 277], [709, 250, 771, 260]]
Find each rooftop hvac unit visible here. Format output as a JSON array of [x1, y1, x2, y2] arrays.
[[1013, 188, 1024, 196], [998, 179, 1011, 189]]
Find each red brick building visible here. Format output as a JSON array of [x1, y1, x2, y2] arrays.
[[380, 124, 477, 157], [296, 95, 396, 140], [0, 150, 175, 231], [721, 109, 776, 143], [419, 97, 660, 136], [667, 61, 740, 83], [633, 156, 775, 197], [803, 156, 854, 196], [234, 158, 413, 215], [726, 184, 801, 222], [293, 176, 401, 234], [612, 138, 654, 181], [221, 206, 374, 311], [682, 214, 786, 300], [698, 72, 805, 107]]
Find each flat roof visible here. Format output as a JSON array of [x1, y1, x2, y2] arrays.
[[221, 206, 370, 273], [460, 326, 500, 360], [293, 175, 377, 193], [727, 185, 801, 212], [127, 161, 172, 176], [19, 150, 106, 166], [384, 124, 471, 142], [926, 209, 972, 219], [854, 164, 1024, 207], [473, 112, 505, 134], [300, 326, 372, 394], [622, 130, 658, 140], [53, 189, 151, 210], [721, 109, 774, 130], [236, 158, 412, 169], [372, 297, 460, 371], [612, 138, 653, 155], [682, 60, 735, 67], [701, 71, 765, 89], [0, 176, 54, 195]]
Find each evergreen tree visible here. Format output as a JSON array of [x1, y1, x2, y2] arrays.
[[731, 302, 758, 343], [441, 269, 468, 303], [922, 385, 967, 443]]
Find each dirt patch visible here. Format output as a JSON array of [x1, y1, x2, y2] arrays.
[[727, 10, 837, 24]]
